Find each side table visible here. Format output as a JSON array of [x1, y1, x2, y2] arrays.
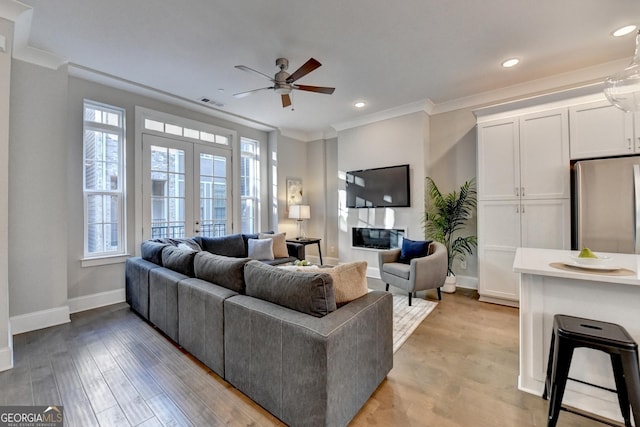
[[286, 237, 323, 265]]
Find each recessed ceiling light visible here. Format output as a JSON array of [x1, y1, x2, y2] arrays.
[[613, 25, 637, 37], [354, 101, 366, 108], [501, 58, 520, 68]]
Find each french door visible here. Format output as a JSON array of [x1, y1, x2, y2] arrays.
[[142, 134, 232, 240]]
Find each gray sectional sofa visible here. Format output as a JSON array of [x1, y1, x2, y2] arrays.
[[125, 233, 393, 427]]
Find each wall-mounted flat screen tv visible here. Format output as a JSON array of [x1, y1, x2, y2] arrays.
[[345, 164, 411, 208]]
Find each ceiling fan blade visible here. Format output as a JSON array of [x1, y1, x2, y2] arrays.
[[281, 94, 292, 108], [234, 65, 274, 81], [294, 84, 335, 95], [286, 58, 322, 83], [233, 87, 273, 98]]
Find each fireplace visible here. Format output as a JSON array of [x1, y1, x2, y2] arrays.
[[352, 227, 405, 249]]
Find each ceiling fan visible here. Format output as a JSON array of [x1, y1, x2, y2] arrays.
[[233, 57, 335, 108]]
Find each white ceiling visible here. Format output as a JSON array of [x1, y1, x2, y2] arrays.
[[12, 0, 640, 138]]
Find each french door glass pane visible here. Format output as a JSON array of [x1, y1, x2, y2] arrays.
[[150, 145, 186, 239], [200, 153, 227, 237]]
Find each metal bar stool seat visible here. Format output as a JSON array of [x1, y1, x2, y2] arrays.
[[543, 314, 640, 427]]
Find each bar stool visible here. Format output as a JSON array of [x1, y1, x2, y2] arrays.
[[543, 314, 640, 427]]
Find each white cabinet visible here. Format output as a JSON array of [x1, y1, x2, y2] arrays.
[[478, 110, 570, 201], [569, 100, 638, 159], [477, 108, 571, 306]]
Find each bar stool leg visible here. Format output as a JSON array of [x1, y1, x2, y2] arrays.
[[543, 329, 556, 400], [548, 338, 574, 427], [610, 354, 632, 427], [620, 350, 640, 427]]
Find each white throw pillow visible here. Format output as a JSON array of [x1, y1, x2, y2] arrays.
[[326, 261, 368, 306], [248, 238, 274, 261], [259, 232, 289, 258]]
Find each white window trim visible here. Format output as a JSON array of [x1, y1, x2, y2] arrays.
[[134, 106, 239, 256], [82, 100, 127, 263], [241, 137, 260, 234]]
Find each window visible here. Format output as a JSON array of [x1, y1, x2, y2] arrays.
[[83, 100, 125, 258], [240, 138, 260, 233]]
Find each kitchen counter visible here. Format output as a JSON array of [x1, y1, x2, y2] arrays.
[[514, 247, 640, 423]]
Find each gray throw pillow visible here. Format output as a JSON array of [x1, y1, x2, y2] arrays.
[[244, 260, 337, 317], [194, 252, 249, 293], [161, 246, 197, 277], [141, 241, 169, 265], [248, 238, 274, 261]]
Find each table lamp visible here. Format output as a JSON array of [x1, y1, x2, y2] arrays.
[[289, 205, 310, 239]]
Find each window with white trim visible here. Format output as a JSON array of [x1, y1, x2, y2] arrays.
[[83, 100, 126, 258], [240, 137, 260, 233]]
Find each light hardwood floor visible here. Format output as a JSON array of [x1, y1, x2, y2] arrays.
[[0, 282, 606, 427]]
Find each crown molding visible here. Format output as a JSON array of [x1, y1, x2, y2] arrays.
[[332, 99, 433, 132], [69, 63, 276, 133]]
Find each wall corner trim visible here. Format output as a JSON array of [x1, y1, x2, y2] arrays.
[[0, 345, 12, 372]]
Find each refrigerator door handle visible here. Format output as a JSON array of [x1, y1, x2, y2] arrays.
[[634, 165, 640, 254]]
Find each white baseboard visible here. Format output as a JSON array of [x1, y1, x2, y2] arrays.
[[68, 288, 125, 314], [0, 345, 12, 372], [10, 306, 70, 335], [456, 275, 478, 290]]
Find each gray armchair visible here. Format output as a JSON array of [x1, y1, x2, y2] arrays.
[[378, 241, 448, 305]]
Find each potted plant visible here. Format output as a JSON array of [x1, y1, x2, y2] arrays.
[[423, 177, 477, 293]]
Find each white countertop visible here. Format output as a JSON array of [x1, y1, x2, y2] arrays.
[[513, 247, 640, 287]]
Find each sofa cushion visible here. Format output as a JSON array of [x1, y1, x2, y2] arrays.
[[162, 246, 197, 277], [248, 238, 274, 261], [326, 261, 369, 306], [258, 232, 289, 258], [244, 260, 336, 317], [141, 241, 169, 265], [194, 252, 249, 293], [197, 234, 246, 257], [399, 238, 432, 264]]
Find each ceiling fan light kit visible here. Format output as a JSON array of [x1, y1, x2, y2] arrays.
[[604, 29, 640, 112], [234, 57, 335, 108]]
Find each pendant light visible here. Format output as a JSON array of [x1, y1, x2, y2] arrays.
[[604, 29, 640, 112]]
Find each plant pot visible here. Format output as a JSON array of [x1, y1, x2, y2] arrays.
[[442, 275, 456, 293]]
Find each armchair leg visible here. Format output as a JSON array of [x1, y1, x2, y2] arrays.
[[408, 292, 412, 306], [437, 287, 442, 300], [385, 284, 389, 292]]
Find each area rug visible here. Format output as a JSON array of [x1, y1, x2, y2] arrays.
[[393, 295, 437, 353]]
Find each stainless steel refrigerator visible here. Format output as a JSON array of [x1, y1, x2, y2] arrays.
[[573, 156, 640, 254]]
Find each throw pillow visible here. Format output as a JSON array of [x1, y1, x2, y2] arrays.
[[194, 252, 249, 293], [399, 238, 433, 264], [248, 238, 274, 261], [259, 232, 289, 258], [161, 245, 198, 277], [244, 260, 336, 317], [326, 261, 369, 306]]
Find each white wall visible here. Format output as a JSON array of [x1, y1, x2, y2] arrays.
[[0, 17, 13, 371], [9, 60, 69, 321], [337, 112, 429, 273], [276, 134, 309, 238]]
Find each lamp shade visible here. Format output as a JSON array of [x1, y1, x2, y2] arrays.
[[289, 205, 311, 220]]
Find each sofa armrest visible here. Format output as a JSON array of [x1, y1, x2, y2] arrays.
[[411, 241, 448, 289], [286, 241, 305, 260], [224, 291, 392, 426]]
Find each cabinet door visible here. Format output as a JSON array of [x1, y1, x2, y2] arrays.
[[521, 199, 570, 250], [478, 119, 520, 200], [478, 201, 521, 303], [520, 109, 570, 199], [569, 100, 633, 159]]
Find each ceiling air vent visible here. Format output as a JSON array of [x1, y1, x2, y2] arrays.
[[199, 96, 225, 108]]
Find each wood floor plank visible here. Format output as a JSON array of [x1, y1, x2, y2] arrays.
[[1, 292, 611, 427]]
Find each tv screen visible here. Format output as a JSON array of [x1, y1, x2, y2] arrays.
[[345, 164, 410, 208]]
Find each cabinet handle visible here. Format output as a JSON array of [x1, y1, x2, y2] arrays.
[[516, 206, 519, 213], [515, 187, 519, 197], [629, 138, 633, 150], [522, 205, 525, 214], [521, 187, 525, 197]]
